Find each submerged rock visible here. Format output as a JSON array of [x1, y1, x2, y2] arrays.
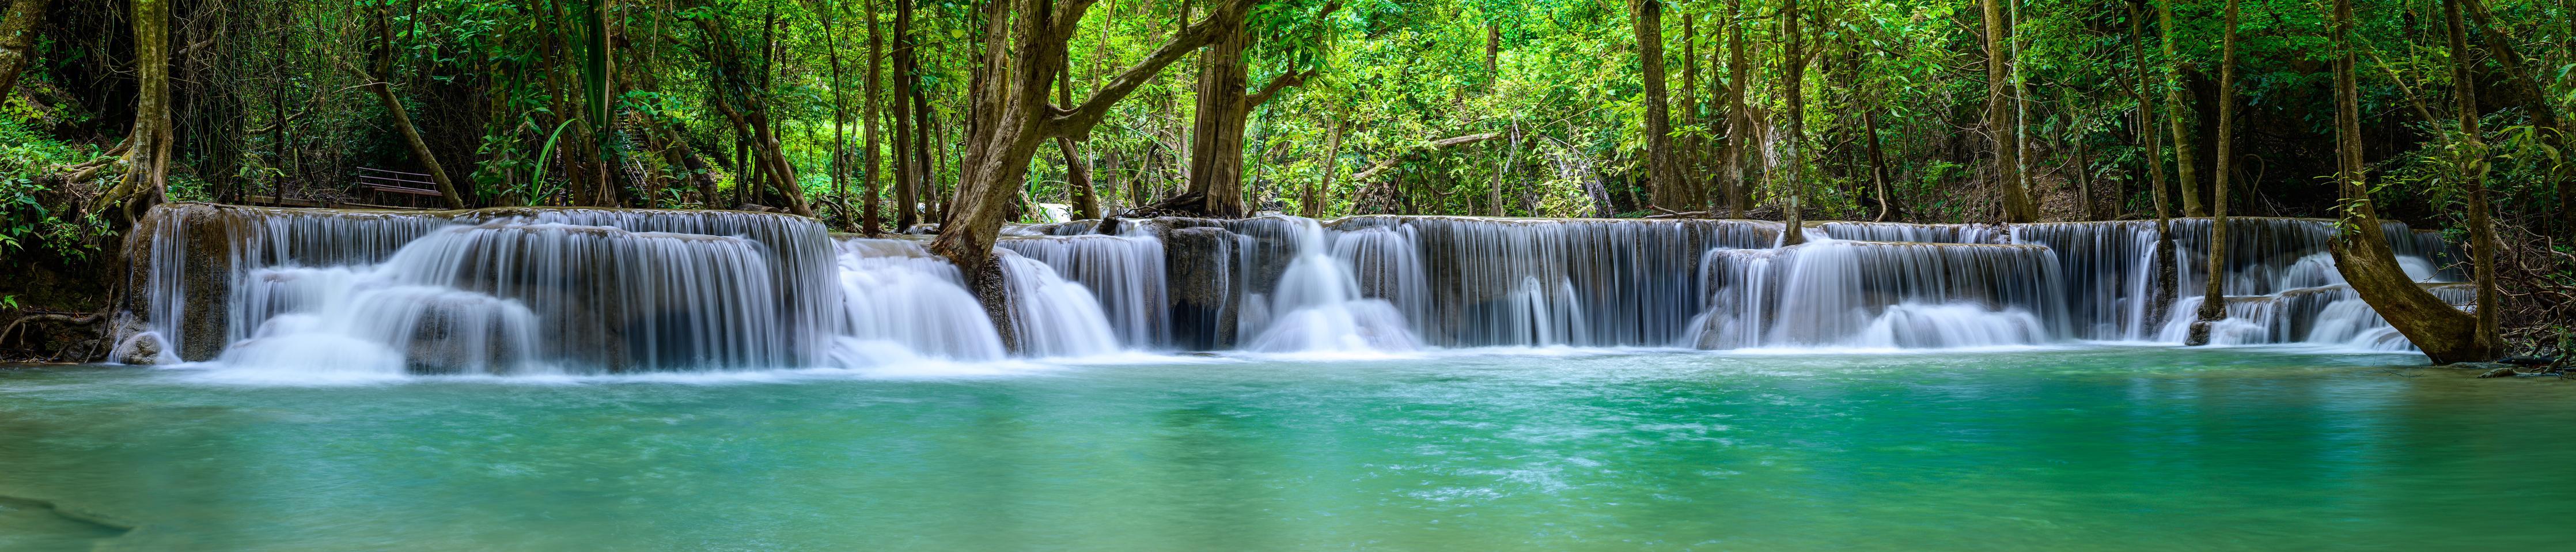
[[2500, 355, 2558, 366]]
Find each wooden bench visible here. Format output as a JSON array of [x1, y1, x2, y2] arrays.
[[353, 167, 446, 209]]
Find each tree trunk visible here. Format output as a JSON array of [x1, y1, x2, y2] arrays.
[[1779, 0, 1807, 244], [1178, 2, 1329, 218], [1982, 0, 2031, 222], [94, 0, 174, 222], [824, 0, 851, 229], [2187, 0, 2241, 345], [1304, 119, 1343, 218], [362, 9, 467, 209], [693, 13, 808, 216], [1722, 0, 1750, 218], [1680, 12, 1700, 210], [914, 77, 938, 219], [1484, 22, 1499, 86], [650, 120, 722, 209], [2130, 2, 2177, 330], [1184, 19, 1250, 217], [2157, 0, 2203, 217], [0, 0, 50, 100], [2457, 0, 2574, 233], [1631, 0, 1685, 211], [2075, 130, 2093, 220], [1866, 107, 1891, 221], [1488, 124, 1520, 217], [1056, 50, 1100, 220], [891, 0, 920, 229], [929, 0, 1256, 280], [861, 0, 885, 235], [2440, 0, 2505, 356], [2327, 0, 2492, 364]]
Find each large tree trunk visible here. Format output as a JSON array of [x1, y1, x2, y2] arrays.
[[2440, 0, 2505, 356], [1631, 0, 1686, 211], [929, 0, 1255, 279], [2187, 0, 2242, 345], [1179, 2, 1329, 218], [2156, 0, 2203, 217], [2327, 0, 2492, 364], [93, 0, 173, 223], [1183, 14, 1252, 217], [1982, 0, 2031, 222], [891, 0, 920, 229], [0, 0, 50, 100]]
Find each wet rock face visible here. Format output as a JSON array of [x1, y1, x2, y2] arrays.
[[1162, 226, 1236, 350], [973, 253, 1020, 354]]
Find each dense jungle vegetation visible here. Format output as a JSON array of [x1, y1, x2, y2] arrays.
[[0, 0, 2570, 357]]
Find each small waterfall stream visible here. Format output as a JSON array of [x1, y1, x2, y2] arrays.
[[122, 204, 2473, 375]]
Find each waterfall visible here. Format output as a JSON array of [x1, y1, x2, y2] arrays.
[[998, 251, 1126, 358], [1688, 239, 2068, 350], [997, 229, 1170, 349], [1238, 218, 1420, 353], [1334, 216, 1778, 347], [122, 204, 2483, 370], [210, 220, 813, 373], [1819, 222, 2006, 244], [831, 238, 1006, 364]]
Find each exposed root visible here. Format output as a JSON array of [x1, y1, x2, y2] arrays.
[[0, 311, 101, 348]]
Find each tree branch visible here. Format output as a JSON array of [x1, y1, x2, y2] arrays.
[[1049, 0, 1254, 137], [1348, 133, 1502, 182], [1244, 68, 1314, 110]]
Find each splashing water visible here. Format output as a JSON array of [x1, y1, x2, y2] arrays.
[[1240, 218, 1421, 353]]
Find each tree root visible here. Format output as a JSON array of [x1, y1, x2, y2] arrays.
[[0, 311, 100, 348]]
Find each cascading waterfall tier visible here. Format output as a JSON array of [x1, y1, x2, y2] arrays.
[[831, 237, 1007, 364], [1236, 218, 1422, 353], [135, 204, 842, 373], [123, 203, 2479, 373], [1687, 240, 2068, 349]]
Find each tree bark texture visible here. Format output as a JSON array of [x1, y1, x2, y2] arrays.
[[1982, 0, 2032, 222], [2327, 0, 2492, 364], [0, 0, 50, 100], [929, 0, 1257, 280], [1631, 0, 1690, 211]]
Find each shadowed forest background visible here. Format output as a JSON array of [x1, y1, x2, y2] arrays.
[[0, 0, 2570, 356]]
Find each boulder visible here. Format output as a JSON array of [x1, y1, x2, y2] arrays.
[[112, 334, 163, 365]]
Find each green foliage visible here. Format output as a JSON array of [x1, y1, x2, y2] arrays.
[[0, 117, 112, 260]]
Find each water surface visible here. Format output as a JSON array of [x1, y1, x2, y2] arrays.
[[3, 347, 2569, 551]]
